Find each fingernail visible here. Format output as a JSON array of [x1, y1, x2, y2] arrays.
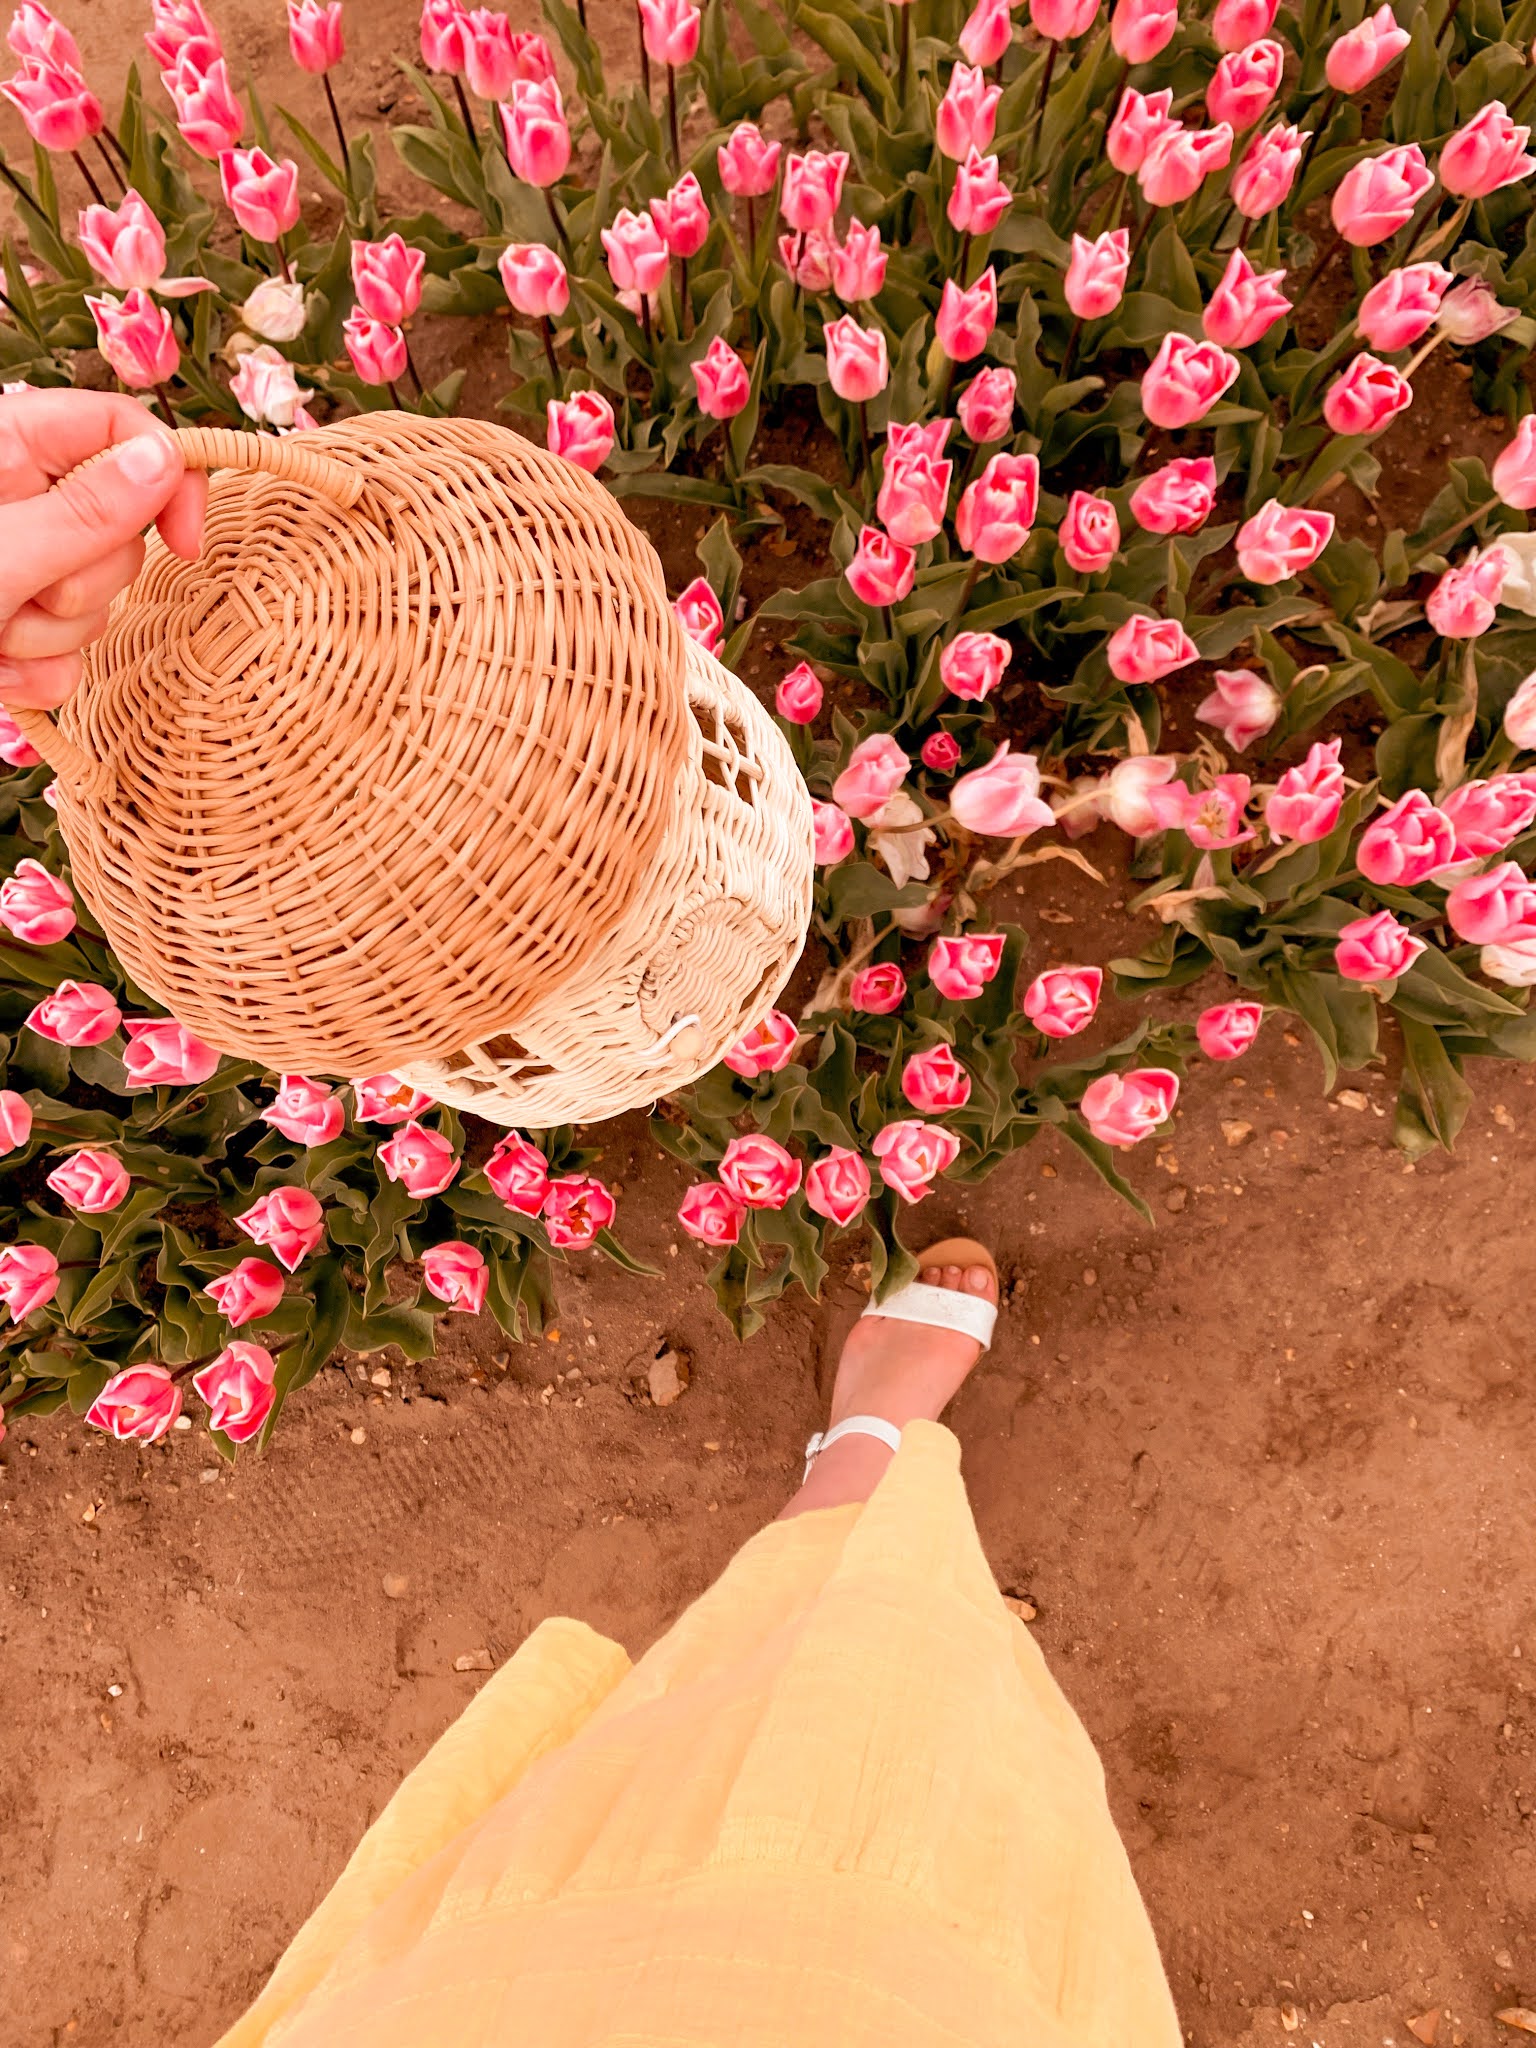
[[115, 434, 176, 486]]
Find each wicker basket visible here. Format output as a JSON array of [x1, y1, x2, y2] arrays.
[[12, 415, 813, 1126]]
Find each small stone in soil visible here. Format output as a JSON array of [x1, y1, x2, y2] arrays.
[[349, 1426, 366, 1445], [381, 1573, 409, 1600], [648, 1350, 687, 1407], [1001, 1592, 1037, 1621], [453, 1649, 493, 1673], [1164, 1187, 1188, 1213]]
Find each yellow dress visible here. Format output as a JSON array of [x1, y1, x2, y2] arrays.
[[217, 1423, 1180, 2048]]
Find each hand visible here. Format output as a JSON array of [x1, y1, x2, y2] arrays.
[[0, 389, 206, 711]]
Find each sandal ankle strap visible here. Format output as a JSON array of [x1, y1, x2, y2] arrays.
[[802, 1413, 903, 1485]]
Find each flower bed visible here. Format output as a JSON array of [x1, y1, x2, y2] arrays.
[[2, 0, 1536, 1436]]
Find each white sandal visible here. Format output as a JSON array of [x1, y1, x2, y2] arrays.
[[803, 1238, 999, 1482]]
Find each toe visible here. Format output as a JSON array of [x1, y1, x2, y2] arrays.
[[942, 1264, 962, 1289], [963, 1264, 996, 1300], [920, 1266, 941, 1287]]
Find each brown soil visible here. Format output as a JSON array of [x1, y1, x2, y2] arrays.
[[2, 7, 1536, 2048]]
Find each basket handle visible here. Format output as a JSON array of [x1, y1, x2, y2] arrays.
[[7, 427, 366, 791]]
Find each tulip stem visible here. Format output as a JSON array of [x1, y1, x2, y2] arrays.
[[679, 253, 690, 335], [451, 74, 477, 145], [897, 1, 911, 106], [639, 294, 653, 351], [322, 72, 353, 185], [744, 192, 757, 262], [575, 0, 587, 24], [539, 313, 561, 384], [153, 383, 178, 429], [1026, 41, 1058, 182], [1412, 494, 1499, 565], [71, 149, 106, 209], [635, 0, 651, 100], [1510, 64, 1536, 119], [404, 341, 426, 399], [1435, 0, 1461, 50], [1125, 199, 1157, 277], [881, 602, 896, 643], [102, 122, 131, 169], [1292, 224, 1344, 320], [1292, 87, 1338, 199], [1059, 314, 1083, 381], [1408, 192, 1469, 264], [93, 134, 127, 197], [856, 398, 872, 487], [667, 65, 681, 173], [543, 185, 572, 258]]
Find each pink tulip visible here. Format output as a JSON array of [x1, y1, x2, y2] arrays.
[[1207, 39, 1283, 132], [8, 3, 81, 68], [887, 417, 953, 460], [1426, 548, 1505, 639], [1335, 909, 1426, 981], [1079, 1067, 1178, 1148], [638, 0, 700, 66], [1107, 612, 1199, 683], [1331, 144, 1434, 245], [723, 1009, 799, 1077], [940, 629, 1009, 701], [1138, 122, 1233, 206], [948, 147, 1012, 236], [1064, 228, 1130, 319], [1235, 499, 1334, 584], [935, 268, 997, 361], [956, 450, 1038, 562], [485, 1132, 551, 1214], [220, 146, 300, 242], [902, 1043, 973, 1113], [1059, 490, 1120, 573], [678, 1181, 745, 1245], [1024, 964, 1102, 1038], [235, 1185, 326, 1270], [1, 53, 102, 150], [1326, 5, 1410, 92], [850, 962, 907, 1013], [287, 0, 343, 73], [165, 52, 244, 157], [261, 1073, 344, 1147], [419, 0, 466, 73], [0, 1091, 32, 1155], [1203, 246, 1290, 349], [351, 234, 425, 324], [922, 731, 961, 774], [1480, 934, 1536, 986], [227, 343, 305, 428], [1196, 667, 1280, 752], [1147, 773, 1255, 849], [193, 1341, 276, 1442], [877, 441, 951, 546], [1102, 755, 1178, 834], [85, 1362, 181, 1441], [1230, 119, 1304, 218], [0, 1240, 58, 1322], [1197, 1000, 1263, 1059], [547, 389, 615, 473], [1322, 352, 1412, 435], [1494, 416, 1536, 510], [1436, 278, 1518, 347], [718, 1133, 802, 1209], [781, 148, 847, 231], [1441, 775, 1536, 857], [25, 979, 121, 1046], [950, 742, 1055, 837], [0, 858, 73, 943], [461, 7, 515, 97], [872, 1118, 961, 1202], [378, 1118, 460, 1198], [775, 661, 823, 723], [1141, 331, 1240, 426], [602, 207, 668, 297], [206, 1257, 286, 1326], [0, 706, 39, 767], [1440, 102, 1536, 199], [87, 288, 178, 389], [651, 171, 709, 258], [846, 524, 915, 608], [1106, 86, 1173, 174], [1211, 0, 1276, 49], [937, 61, 1002, 160], [718, 120, 780, 196], [542, 1174, 616, 1249], [1031, 0, 1098, 30], [833, 733, 910, 819], [813, 799, 855, 864], [498, 241, 568, 319], [1111, 0, 1177, 63], [929, 931, 1005, 999], [78, 190, 167, 292], [1265, 738, 1345, 843], [352, 1074, 434, 1124], [778, 227, 836, 293], [832, 218, 886, 302], [957, 364, 1015, 443], [1356, 262, 1453, 353], [1130, 456, 1217, 534], [673, 575, 724, 654], [690, 335, 750, 420], [47, 1147, 129, 1212], [958, 0, 1013, 66], [343, 308, 406, 386], [500, 77, 570, 186], [509, 30, 555, 80], [121, 1016, 219, 1088], [825, 315, 889, 401], [1355, 788, 1457, 887], [804, 1147, 871, 1227], [1446, 862, 1536, 945], [421, 1240, 488, 1315]]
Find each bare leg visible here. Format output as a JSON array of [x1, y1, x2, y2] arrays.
[[780, 1261, 998, 1520]]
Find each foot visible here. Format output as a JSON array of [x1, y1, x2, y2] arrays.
[[778, 1258, 998, 1520]]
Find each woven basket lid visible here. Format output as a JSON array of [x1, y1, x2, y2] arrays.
[[27, 415, 693, 1075]]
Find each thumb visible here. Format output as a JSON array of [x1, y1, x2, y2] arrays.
[[0, 430, 187, 622]]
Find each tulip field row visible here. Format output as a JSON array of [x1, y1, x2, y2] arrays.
[[1, 0, 1536, 1443]]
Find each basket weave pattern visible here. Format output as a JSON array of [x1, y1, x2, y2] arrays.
[[14, 415, 813, 1123]]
